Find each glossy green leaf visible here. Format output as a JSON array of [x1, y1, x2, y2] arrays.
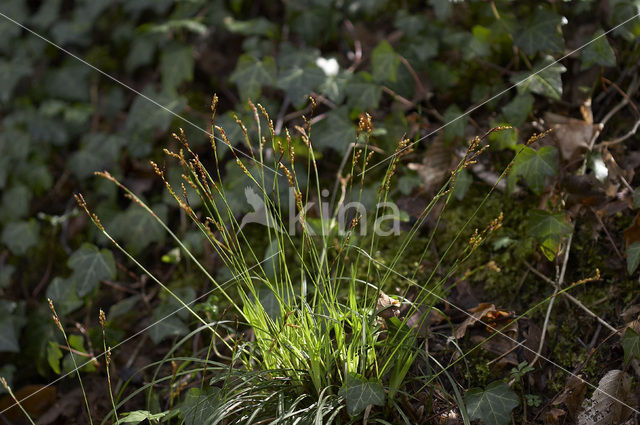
[[276, 65, 325, 107], [527, 209, 572, 260], [371, 40, 400, 83], [514, 8, 565, 55], [622, 327, 640, 364], [1, 219, 40, 255], [509, 146, 558, 194], [110, 204, 168, 254], [181, 387, 221, 425], [69, 133, 123, 179], [581, 29, 616, 70], [147, 304, 189, 344], [0, 184, 31, 222], [47, 341, 63, 374], [124, 87, 186, 157], [339, 373, 385, 417], [429, 0, 452, 20], [46, 277, 84, 315], [312, 108, 356, 151], [512, 56, 566, 100], [117, 410, 168, 424], [502, 93, 534, 128], [230, 55, 277, 101], [528, 210, 572, 241], [224, 16, 277, 37], [0, 264, 14, 289], [44, 61, 91, 102], [443, 104, 468, 144], [345, 72, 382, 110], [463, 25, 492, 60], [0, 316, 19, 352], [627, 242, 640, 275], [68, 243, 116, 297], [0, 57, 32, 103], [161, 44, 194, 93], [465, 381, 519, 425]]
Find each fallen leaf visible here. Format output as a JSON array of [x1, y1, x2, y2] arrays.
[[376, 290, 401, 319], [544, 407, 566, 425], [554, 375, 588, 419], [455, 303, 516, 339], [623, 211, 640, 248], [407, 134, 453, 195], [576, 370, 635, 425], [0, 385, 57, 424], [621, 304, 640, 323], [544, 112, 599, 162]]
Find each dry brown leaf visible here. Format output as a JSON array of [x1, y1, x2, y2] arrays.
[[623, 211, 640, 248], [545, 112, 599, 162], [455, 303, 515, 339], [0, 385, 57, 424], [621, 304, 640, 323], [544, 407, 567, 425], [407, 134, 453, 194], [376, 290, 401, 319], [555, 375, 588, 419], [576, 370, 635, 425]]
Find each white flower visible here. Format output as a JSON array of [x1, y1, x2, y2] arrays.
[[316, 57, 339, 77]]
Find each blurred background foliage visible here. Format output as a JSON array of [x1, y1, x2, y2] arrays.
[[1, 0, 639, 418]]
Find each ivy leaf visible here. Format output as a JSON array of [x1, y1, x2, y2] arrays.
[[110, 204, 168, 254], [514, 8, 565, 55], [0, 184, 31, 222], [0, 57, 32, 103], [465, 381, 520, 425], [0, 264, 14, 289], [1, 219, 40, 255], [443, 104, 468, 144], [429, 0, 452, 20], [463, 25, 492, 60], [502, 93, 534, 128], [581, 29, 616, 70], [147, 304, 189, 344], [512, 56, 566, 100], [371, 40, 400, 83], [276, 65, 325, 108], [345, 72, 382, 111], [68, 133, 123, 179], [116, 410, 169, 424], [46, 277, 84, 315], [161, 44, 194, 93], [230, 54, 276, 101], [622, 327, 640, 364], [312, 108, 356, 151], [124, 87, 186, 158], [181, 387, 221, 425], [47, 341, 63, 374], [0, 316, 19, 352], [627, 242, 640, 275], [339, 373, 385, 417], [509, 146, 558, 194], [68, 243, 116, 297], [528, 209, 572, 260]]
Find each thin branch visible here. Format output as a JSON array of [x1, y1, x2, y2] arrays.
[[524, 261, 617, 333]]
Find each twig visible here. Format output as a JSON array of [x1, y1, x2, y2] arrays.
[[398, 55, 429, 102], [600, 118, 640, 146], [274, 96, 290, 135], [382, 86, 414, 107], [590, 208, 624, 261], [524, 261, 617, 333], [530, 233, 573, 367]]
